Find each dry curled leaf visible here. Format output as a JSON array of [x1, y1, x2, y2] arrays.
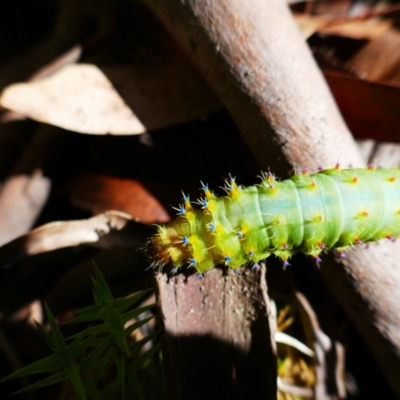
[[0, 55, 221, 134], [294, 14, 330, 39], [294, 11, 391, 40], [324, 69, 400, 142], [0, 45, 82, 124], [0, 210, 151, 268], [0, 173, 51, 247], [348, 29, 400, 83], [318, 18, 391, 40], [0, 64, 146, 134], [67, 173, 170, 224]]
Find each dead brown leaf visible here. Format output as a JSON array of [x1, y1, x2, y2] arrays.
[[0, 55, 222, 134], [0, 45, 82, 124], [348, 29, 400, 83], [324, 69, 400, 142], [294, 14, 330, 39], [67, 173, 170, 223], [0, 173, 51, 247], [0, 210, 151, 268], [0, 64, 146, 134], [294, 13, 391, 40], [319, 18, 391, 40]]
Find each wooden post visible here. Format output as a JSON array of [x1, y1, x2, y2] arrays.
[[156, 265, 276, 399]]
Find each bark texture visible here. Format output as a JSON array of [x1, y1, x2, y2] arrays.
[[142, 0, 361, 174], [142, 0, 400, 396], [156, 265, 276, 400]]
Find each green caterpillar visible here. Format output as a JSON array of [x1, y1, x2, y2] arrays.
[[149, 166, 400, 276]]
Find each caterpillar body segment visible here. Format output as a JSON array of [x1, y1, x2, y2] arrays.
[[149, 167, 400, 273]]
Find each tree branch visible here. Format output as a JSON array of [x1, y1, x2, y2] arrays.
[[142, 0, 400, 396]]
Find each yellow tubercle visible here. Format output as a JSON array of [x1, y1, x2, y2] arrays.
[[215, 224, 224, 234], [230, 188, 239, 198], [204, 189, 213, 200], [168, 246, 186, 265], [207, 200, 217, 213], [312, 215, 323, 222], [193, 249, 204, 262]]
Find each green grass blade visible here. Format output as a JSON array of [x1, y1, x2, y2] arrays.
[[124, 316, 153, 336], [115, 352, 126, 399], [44, 303, 66, 353], [0, 355, 60, 382], [12, 372, 65, 394], [92, 266, 114, 305], [64, 359, 87, 400], [111, 289, 152, 313], [121, 305, 154, 325]]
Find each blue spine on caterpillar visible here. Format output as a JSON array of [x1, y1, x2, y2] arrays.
[[149, 166, 400, 273]]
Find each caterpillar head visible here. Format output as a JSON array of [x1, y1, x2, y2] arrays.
[[147, 216, 192, 268]]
